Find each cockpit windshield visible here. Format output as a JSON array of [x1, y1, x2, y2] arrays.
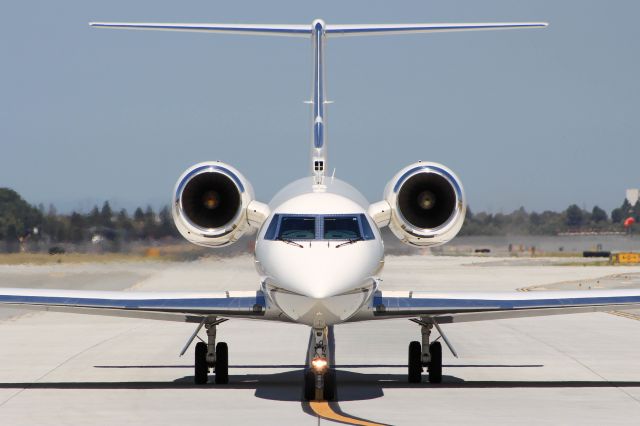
[[264, 214, 375, 241], [323, 216, 360, 240], [277, 216, 316, 240]]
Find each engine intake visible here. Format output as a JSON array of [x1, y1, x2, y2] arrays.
[[372, 162, 466, 247], [173, 161, 256, 247], [181, 172, 241, 229], [397, 172, 457, 230]]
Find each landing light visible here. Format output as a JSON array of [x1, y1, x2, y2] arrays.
[[311, 357, 328, 372]]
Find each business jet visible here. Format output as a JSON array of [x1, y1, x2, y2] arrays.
[[2, 19, 639, 401]]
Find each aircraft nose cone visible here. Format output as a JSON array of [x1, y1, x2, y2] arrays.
[[264, 242, 382, 299], [278, 259, 363, 298], [298, 268, 356, 299]]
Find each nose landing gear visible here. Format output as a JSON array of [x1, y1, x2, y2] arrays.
[[303, 325, 336, 401]]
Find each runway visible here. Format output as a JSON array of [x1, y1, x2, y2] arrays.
[[1, 255, 640, 425]]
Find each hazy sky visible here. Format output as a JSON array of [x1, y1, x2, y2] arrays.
[[1, 1, 639, 213]]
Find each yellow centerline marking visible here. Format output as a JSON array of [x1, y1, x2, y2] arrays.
[[609, 310, 640, 321], [309, 401, 387, 426]]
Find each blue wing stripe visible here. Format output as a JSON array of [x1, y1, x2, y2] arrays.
[[0, 294, 265, 314], [375, 295, 640, 312]]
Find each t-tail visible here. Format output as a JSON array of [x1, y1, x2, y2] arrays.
[[90, 19, 547, 184]]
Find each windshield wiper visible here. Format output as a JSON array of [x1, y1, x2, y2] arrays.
[[276, 237, 304, 248], [335, 237, 364, 248]]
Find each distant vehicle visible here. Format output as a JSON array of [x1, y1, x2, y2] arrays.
[[47, 246, 65, 255], [3, 18, 640, 402]]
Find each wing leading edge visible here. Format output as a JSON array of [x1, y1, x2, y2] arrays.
[[0, 288, 266, 323], [364, 289, 640, 323]]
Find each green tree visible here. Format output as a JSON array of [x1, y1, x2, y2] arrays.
[[143, 206, 157, 238], [632, 202, 640, 222], [133, 207, 145, 222], [158, 206, 176, 238], [100, 201, 113, 227], [69, 212, 85, 243], [565, 204, 585, 228], [0, 188, 43, 242], [88, 206, 100, 227], [591, 205, 608, 223], [612, 199, 633, 224]]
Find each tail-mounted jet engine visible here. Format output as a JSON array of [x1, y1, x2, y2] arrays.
[[368, 162, 466, 247], [172, 161, 269, 247]]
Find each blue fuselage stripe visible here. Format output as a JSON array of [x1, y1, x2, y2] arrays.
[[312, 24, 325, 150]]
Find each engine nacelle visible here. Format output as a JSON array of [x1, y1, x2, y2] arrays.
[[172, 161, 267, 247], [370, 162, 466, 247]]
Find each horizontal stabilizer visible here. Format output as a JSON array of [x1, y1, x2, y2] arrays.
[[90, 21, 548, 38], [89, 22, 311, 37], [325, 22, 548, 37]]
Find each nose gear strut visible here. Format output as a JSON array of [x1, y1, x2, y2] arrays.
[[303, 320, 336, 401]]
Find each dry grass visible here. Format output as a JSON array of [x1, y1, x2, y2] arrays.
[[0, 252, 158, 265], [555, 260, 613, 267]]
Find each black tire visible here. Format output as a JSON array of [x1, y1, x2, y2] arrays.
[[428, 341, 442, 384], [323, 369, 336, 401], [408, 341, 422, 383], [214, 342, 229, 384], [304, 370, 316, 401], [194, 341, 208, 385]]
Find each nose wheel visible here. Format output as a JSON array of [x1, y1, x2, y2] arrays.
[[303, 324, 336, 401], [304, 368, 335, 401]]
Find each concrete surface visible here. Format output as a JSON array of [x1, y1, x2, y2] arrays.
[[0, 255, 640, 425]]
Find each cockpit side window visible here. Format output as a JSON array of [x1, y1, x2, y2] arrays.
[[359, 214, 375, 240], [263, 214, 280, 240]]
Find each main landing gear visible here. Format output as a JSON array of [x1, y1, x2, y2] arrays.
[[408, 322, 443, 384], [303, 325, 336, 401], [194, 322, 229, 385]]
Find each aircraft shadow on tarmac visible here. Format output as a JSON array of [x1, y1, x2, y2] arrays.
[[0, 364, 639, 403]]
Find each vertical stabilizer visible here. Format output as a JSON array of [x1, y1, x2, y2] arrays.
[[311, 20, 327, 184], [90, 20, 547, 184]]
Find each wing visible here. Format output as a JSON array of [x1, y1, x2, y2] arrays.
[[355, 289, 640, 323], [0, 288, 266, 323]]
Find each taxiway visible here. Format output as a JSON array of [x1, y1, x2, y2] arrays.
[[0, 255, 639, 425]]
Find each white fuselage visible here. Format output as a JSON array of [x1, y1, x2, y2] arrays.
[[254, 177, 384, 326]]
